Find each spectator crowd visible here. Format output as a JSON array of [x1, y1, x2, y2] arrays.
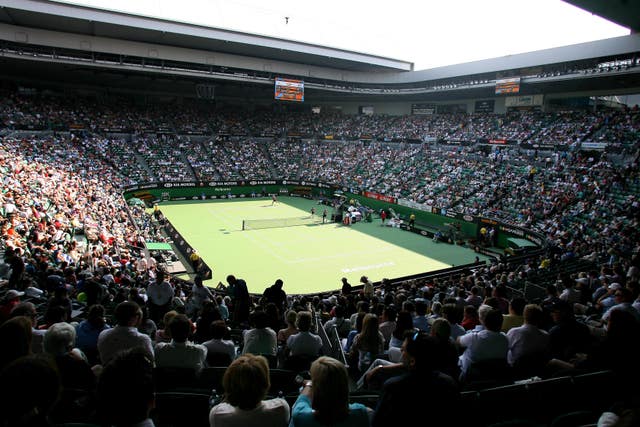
[[1, 90, 639, 426]]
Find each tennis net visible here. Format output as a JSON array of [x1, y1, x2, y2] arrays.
[[242, 215, 322, 230]]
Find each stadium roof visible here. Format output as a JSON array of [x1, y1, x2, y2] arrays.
[[0, 0, 639, 100], [565, 0, 640, 33], [0, 0, 413, 72]]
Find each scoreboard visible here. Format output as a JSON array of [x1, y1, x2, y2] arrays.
[[275, 78, 304, 102], [495, 78, 520, 95]]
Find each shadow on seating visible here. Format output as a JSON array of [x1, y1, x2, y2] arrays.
[[268, 369, 299, 395], [49, 388, 97, 424], [526, 376, 575, 422], [571, 370, 619, 412], [462, 359, 513, 391], [196, 367, 227, 394], [206, 352, 232, 368], [154, 367, 199, 392], [549, 410, 599, 427], [252, 353, 277, 369], [282, 355, 317, 373], [349, 391, 380, 409], [511, 353, 549, 380], [152, 391, 211, 427], [477, 383, 529, 424]]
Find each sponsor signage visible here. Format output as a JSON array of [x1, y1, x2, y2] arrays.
[[499, 224, 525, 237], [474, 100, 495, 113], [398, 198, 426, 210], [163, 182, 196, 188], [363, 191, 396, 204]]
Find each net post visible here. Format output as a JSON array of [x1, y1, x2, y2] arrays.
[[242, 220, 245, 231]]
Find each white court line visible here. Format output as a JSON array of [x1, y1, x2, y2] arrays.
[[287, 245, 398, 264], [211, 206, 296, 263], [208, 205, 375, 264], [205, 202, 435, 269]]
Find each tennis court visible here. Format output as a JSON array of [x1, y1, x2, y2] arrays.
[[158, 197, 488, 294]]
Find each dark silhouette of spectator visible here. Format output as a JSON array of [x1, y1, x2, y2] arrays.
[[372, 332, 460, 427], [10, 301, 46, 353], [548, 300, 592, 363], [341, 277, 352, 295], [0, 289, 24, 324], [227, 274, 250, 326], [75, 304, 110, 365], [97, 349, 155, 427], [0, 316, 32, 370], [194, 301, 222, 343], [0, 354, 61, 427], [263, 279, 287, 319]]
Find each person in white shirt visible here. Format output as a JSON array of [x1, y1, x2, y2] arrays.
[[147, 271, 174, 323], [188, 275, 215, 319], [242, 310, 277, 358], [97, 301, 154, 365], [457, 308, 508, 379], [286, 311, 323, 359], [202, 320, 236, 366], [506, 304, 550, 367], [360, 276, 374, 299], [155, 314, 207, 370]]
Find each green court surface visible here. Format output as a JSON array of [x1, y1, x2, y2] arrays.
[[158, 197, 488, 295]]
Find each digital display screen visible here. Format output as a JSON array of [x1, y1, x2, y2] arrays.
[[275, 78, 304, 102], [495, 78, 520, 94]]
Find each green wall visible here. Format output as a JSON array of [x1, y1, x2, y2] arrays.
[[344, 192, 478, 237]]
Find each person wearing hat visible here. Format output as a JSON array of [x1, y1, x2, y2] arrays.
[[0, 289, 25, 323]]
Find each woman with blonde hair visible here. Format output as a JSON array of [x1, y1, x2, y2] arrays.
[[209, 354, 289, 427], [290, 356, 371, 426]]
